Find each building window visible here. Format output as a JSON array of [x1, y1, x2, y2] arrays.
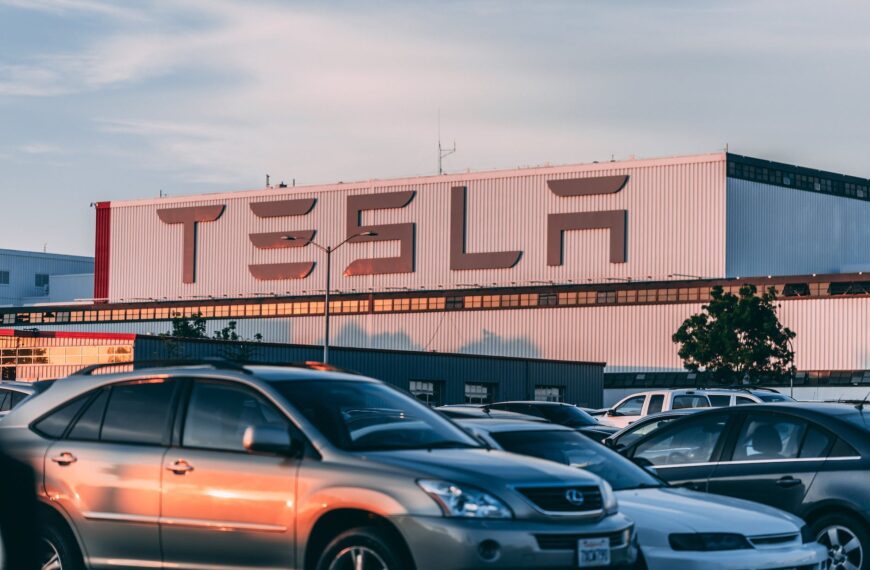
[[0, 271, 9, 285], [35, 274, 49, 288], [465, 382, 495, 405], [410, 380, 443, 406], [534, 386, 564, 402]]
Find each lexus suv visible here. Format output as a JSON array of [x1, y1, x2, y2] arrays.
[[0, 361, 637, 570]]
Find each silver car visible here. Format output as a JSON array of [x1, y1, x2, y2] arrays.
[[0, 362, 637, 570]]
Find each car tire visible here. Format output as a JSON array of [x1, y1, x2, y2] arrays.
[[811, 512, 869, 570], [315, 526, 411, 570], [40, 518, 85, 570]]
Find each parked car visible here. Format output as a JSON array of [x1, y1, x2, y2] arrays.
[[459, 418, 827, 570], [483, 401, 619, 441], [603, 410, 703, 451], [620, 402, 870, 570], [0, 361, 638, 570], [435, 404, 548, 423], [0, 380, 53, 419], [599, 388, 792, 428]]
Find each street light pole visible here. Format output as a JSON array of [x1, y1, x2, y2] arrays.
[[282, 231, 377, 364], [323, 245, 332, 364]]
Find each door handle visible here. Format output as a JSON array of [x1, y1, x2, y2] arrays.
[[50, 452, 77, 466], [776, 476, 801, 488], [166, 460, 194, 475]]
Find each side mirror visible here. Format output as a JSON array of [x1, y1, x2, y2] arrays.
[[606, 409, 617, 417], [243, 426, 302, 457]]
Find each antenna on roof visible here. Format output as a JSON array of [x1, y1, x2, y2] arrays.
[[438, 109, 456, 175], [856, 390, 870, 411]]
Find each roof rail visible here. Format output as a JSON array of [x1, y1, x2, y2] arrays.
[[725, 385, 781, 394], [73, 357, 253, 376]]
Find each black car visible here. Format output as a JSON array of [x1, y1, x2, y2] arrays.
[[434, 404, 547, 423], [603, 409, 702, 451], [484, 401, 618, 442], [620, 402, 870, 570]]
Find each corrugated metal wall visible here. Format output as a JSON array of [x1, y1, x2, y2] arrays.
[[134, 336, 605, 407], [107, 154, 728, 302], [726, 178, 870, 277], [21, 295, 870, 374], [0, 251, 94, 305]]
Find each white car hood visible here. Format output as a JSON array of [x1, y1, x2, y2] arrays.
[[616, 487, 803, 547]]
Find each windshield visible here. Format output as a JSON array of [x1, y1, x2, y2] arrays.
[[269, 380, 480, 452], [491, 429, 662, 490], [538, 405, 598, 427], [755, 392, 793, 402]]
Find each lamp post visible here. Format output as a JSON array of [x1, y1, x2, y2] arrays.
[[282, 231, 377, 363]]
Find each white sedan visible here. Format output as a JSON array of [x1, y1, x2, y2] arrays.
[[459, 419, 828, 570]]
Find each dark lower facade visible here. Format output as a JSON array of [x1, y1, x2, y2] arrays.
[[0, 329, 605, 408]]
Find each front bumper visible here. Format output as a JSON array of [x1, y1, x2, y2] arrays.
[[642, 542, 829, 570], [392, 514, 637, 570]]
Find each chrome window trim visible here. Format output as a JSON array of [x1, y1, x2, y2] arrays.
[[652, 455, 863, 470]]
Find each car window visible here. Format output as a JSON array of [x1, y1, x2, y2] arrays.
[[830, 438, 859, 458], [799, 426, 833, 458], [755, 393, 792, 402], [731, 416, 806, 461], [491, 429, 661, 491], [0, 391, 10, 412], [183, 381, 290, 452], [615, 396, 646, 416], [708, 395, 731, 407], [735, 396, 755, 405], [101, 380, 176, 445], [10, 391, 26, 408], [67, 389, 110, 441], [672, 395, 710, 410], [633, 414, 728, 466], [270, 380, 479, 452], [617, 417, 679, 448], [647, 395, 664, 415], [32, 394, 91, 439]]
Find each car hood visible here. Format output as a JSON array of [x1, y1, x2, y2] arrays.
[[366, 448, 604, 487], [615, 487, 803, 545]]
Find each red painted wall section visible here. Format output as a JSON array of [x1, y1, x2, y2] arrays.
[[94, 201, 111, 301]]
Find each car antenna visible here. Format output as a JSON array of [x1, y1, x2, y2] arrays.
[[855, 390, 870, 411]]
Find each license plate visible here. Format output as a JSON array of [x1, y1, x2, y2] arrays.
[[578, 537, 610, 568]]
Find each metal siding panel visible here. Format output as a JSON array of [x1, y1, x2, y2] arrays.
[[107, 155, 727, 302], [23, 295, 869, 378], [727, 178, 870, 277], [0, 251, 94, 305]]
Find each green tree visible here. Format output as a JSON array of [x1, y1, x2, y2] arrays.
[[672, 284, 796, 385], [167, 313, 208, 339]]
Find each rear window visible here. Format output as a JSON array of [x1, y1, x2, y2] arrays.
[[672, 395, 710, 410], [32, 394, 91, 439]]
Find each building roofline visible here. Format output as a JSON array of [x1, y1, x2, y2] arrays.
[[0, 249, 94, 262], [106, 151, 727, 207]]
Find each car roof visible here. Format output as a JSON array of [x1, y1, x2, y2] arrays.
[[489, 401, 576, 407], [456, 418, 575, 433]]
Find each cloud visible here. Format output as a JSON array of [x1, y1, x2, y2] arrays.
[[0, 0, 142, 19]]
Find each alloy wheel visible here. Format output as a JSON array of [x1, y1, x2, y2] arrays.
[[818, 525, 863, 570], [327, 545, 390, 570], [40, 538, 63, 570]]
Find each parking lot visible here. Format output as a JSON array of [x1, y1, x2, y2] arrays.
[[1, 363, 866, 569]]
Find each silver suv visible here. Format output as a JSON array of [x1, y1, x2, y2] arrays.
[[0, 362, 637, 570]]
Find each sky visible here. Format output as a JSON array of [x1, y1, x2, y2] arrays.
[[1, 0, 869, 256]]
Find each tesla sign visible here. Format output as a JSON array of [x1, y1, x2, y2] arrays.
[[157, 175, 629, 284]]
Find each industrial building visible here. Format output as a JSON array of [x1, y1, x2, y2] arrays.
[[3, 152, 870, 403], [0, 249, 94, 307]]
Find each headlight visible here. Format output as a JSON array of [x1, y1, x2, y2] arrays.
[[600, 480, 618, 515], [669, 533, 752, 551], [418, 480, 513, 519]]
